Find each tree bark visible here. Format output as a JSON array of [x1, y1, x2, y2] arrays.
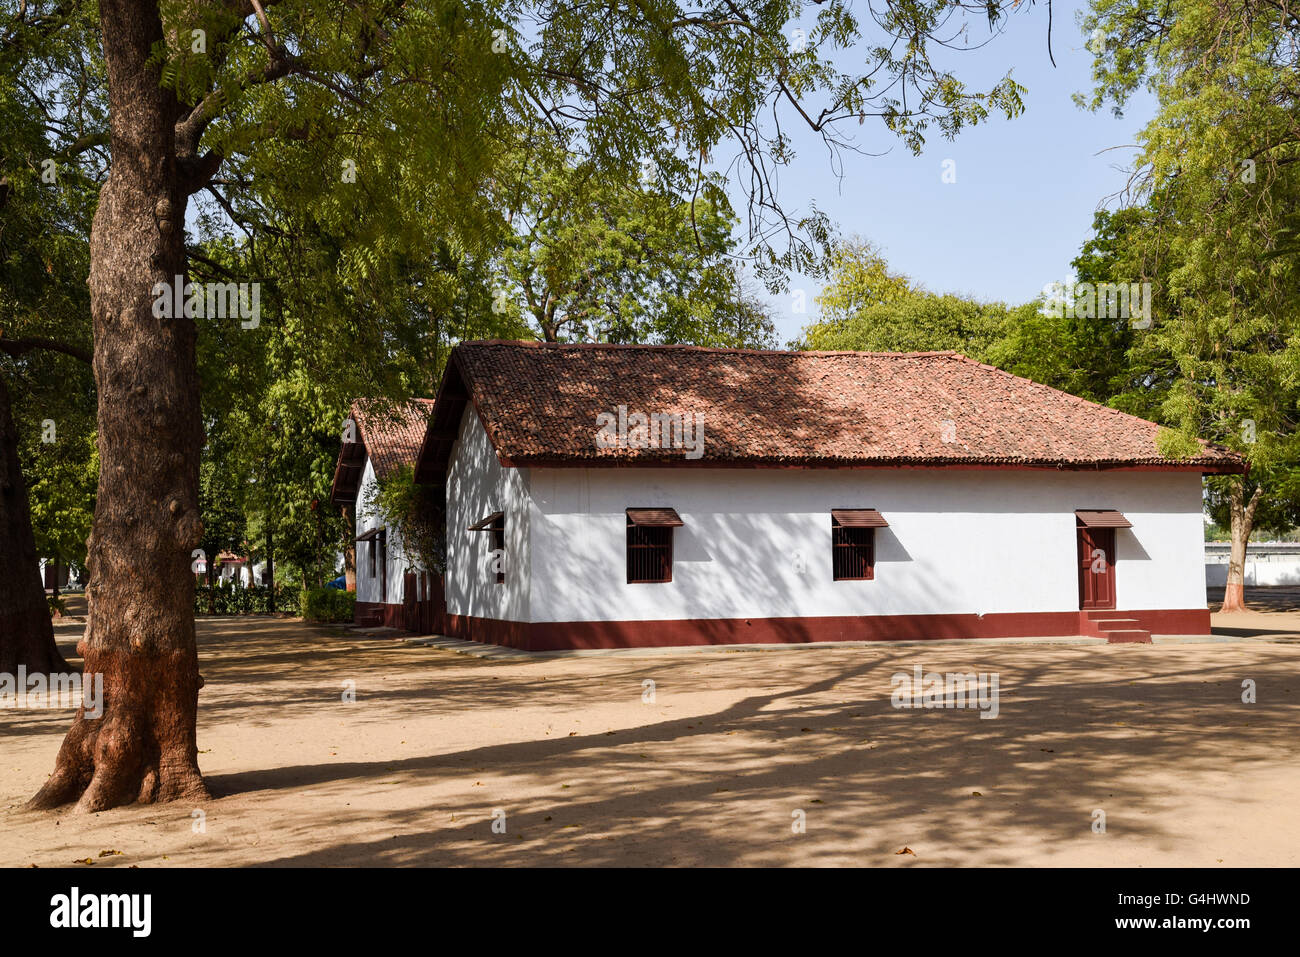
[[0, 375, 70, 676], [30, 0, 208, 812], [266, 526, 275, 613], [343, 505, 356, 592], [1221, 479, 1261, 614]]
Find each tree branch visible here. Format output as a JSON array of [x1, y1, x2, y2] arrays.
[[0, 336, 92, 365]]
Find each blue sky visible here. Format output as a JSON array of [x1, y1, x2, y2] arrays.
[[745, 1, 1157, 345]]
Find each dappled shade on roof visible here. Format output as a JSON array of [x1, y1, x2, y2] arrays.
[[414, 341, 1244, 476]]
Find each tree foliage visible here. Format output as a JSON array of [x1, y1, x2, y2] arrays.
[[365, 464, 446, 574], [498, 144, 776, 346], [1080, 0, 1300, 550], [0, 0, 100, 579]]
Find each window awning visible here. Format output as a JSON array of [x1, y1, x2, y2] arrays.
[[831, 508, 889, 528], [355, 527, 384, 542], [626, 507, 684, 527], [468, 511, 504, 531], [1075, 509, 1132, 528]]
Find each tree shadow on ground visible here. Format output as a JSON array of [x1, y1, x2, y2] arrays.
[[182, 618, 1299, 867]]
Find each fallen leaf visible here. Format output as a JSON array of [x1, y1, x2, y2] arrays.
[[896, 847, 915, 856]]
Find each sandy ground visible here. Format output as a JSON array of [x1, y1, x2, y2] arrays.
[[2, 605, 1299, 867]]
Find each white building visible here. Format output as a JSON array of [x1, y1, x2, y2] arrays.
[[411, 341, 1243, 650], [330, 398, 435, 626]]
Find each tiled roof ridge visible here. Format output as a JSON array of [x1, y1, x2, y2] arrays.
[[456, 338, 964, 360], [351, 395, 435, 414]]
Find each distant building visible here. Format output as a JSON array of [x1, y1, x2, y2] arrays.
[[38, 558, 76, 591], [330, 398, 435, 627]]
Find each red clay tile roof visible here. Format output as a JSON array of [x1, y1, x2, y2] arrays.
[[352, 398, 435, 479], [417, 341, 1244, 475], [332, 398, 435, 504]]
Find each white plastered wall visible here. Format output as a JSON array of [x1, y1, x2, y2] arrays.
[[444, 407, 532, 622], [522, 468, 1206, 623], [354, 457, 411, 605]]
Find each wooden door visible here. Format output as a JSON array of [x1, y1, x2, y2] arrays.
[[402, 572, 418, 631], [1077, 525, 1116, 610], [419, 572, 446, 635]]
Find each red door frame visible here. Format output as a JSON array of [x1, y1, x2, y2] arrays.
[[1077, 524, 1116, 610]]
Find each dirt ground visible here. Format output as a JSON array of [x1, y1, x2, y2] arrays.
[[2, 604, 1299, 867]]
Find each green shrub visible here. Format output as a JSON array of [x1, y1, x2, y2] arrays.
[[47, 595, 67, 618], [300, 587, 355, 623], [194, 580, 300, 616]]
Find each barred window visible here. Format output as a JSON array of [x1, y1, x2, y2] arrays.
[[832, 520, 875, 580], [469, 511, 506, 585], [490, 513, 505, 585], [625, 508, 682, 584]]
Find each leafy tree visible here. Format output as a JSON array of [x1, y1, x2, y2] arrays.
[[21, 0, 1046, 811], [1080, 0, 1300, 610], [986, 210, 1147, 404], [498, 144, 775, 346], [26, 424, 97, 582], [0, 0, 100, 674], [800, 238, 917, 348], [195, 453, 247, 612], [798, 237, 1020, 359], [806, 290, 1018, 358], [365, 464, 446, 574]]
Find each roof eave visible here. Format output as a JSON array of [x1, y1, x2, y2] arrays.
[[494, 455, 1247, 473], [329, 438, 367, 506]]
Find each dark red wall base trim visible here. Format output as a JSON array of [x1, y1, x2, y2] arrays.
[[354, 600, 403, 629], [442, 608, 1211, 652]]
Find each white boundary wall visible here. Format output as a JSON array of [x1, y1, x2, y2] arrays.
[[1205, 543, 1300, 587]]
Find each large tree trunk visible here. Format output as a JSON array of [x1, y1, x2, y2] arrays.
[[1221, 480, 1261, 614], [30, 0, 207, 812], [0, 376, 70, 676]]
